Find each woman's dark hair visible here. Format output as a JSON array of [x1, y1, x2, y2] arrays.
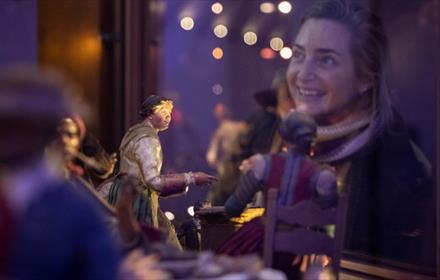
[[139, 95, 172, 118], [302, 0, 393, 130]]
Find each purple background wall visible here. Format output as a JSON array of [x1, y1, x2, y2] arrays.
[[0, 0, 36, 65]]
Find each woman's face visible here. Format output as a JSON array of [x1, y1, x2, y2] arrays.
[[287, 19, 369, 124]]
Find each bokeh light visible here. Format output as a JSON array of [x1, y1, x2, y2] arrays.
[[278, 1, 292, 14], [212, 84, 223, 95], [260, 48, 276, 59], [211, 2, 223, 14], [214, 24, 228, 38], [180, 17, 194, 30], [270, 37, 284, 51], [243, 31, 258, 45], [260, 2, 275, 14], [212, 47, 224, 59], [280, 47, 293, 59], [171, 108, 184, 125]]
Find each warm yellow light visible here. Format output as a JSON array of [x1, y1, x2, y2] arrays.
[[243, 31, 258, 45], [214, 24, 228, 38], [212, 47, 224, 59], [280, 47, 293, 59], [71, 33, 101, 65], [278, 1, 292, 14], [270, 37, 284, 51], [211, 2, 223, 14], [260, 2, 275, 13], [81, 35, 101, 58], [180, 17, 194, 30]]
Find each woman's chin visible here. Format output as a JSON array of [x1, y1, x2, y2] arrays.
[[297, 108, 336, 125], [295, 106, 324, 119]]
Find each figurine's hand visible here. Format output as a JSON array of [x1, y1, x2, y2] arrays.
[[239, 159, 252, 173], [193, 172, 217, 186]]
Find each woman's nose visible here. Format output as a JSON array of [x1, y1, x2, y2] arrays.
[[296, 60, 316, 82]]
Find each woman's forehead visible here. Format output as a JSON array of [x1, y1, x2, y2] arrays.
[[295, 18, 351, 54]]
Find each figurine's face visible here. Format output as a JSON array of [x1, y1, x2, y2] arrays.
[[59, 118, 81, 157], [149, 104, 173, 131]]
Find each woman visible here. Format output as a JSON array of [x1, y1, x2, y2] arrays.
[[286, 0, 434, 268]]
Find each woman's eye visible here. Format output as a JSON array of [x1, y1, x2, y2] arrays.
[[291, 49, 304, 62], [319, 56, 337, 67]]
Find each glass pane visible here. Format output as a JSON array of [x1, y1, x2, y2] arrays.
[[155, 0, 437, 275]]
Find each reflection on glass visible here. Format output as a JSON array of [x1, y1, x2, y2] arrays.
[[158, 1, 437, 275], [260, 48, 276, 59], [212, 84, 223, 95], [180, 16, 194, 31], [280, 47, 292, 59], [212, 47, 223, 60], [260, 2, 275, 14], [270, 37, 284, 51], [243, 31, 257, 45], [213, 24, 228, 38], [211, 2, 223, 14], [278, 1, 293, 14]]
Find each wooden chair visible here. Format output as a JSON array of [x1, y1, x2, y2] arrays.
[[263, 188, 348, 279]]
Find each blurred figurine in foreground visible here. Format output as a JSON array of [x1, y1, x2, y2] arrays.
[[0, 66, 119, 279], [48, 116, 155, 252], [55, 116, 117, 186]]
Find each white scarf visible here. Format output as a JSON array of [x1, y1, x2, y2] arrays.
[[313, 113, 375, 163]]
